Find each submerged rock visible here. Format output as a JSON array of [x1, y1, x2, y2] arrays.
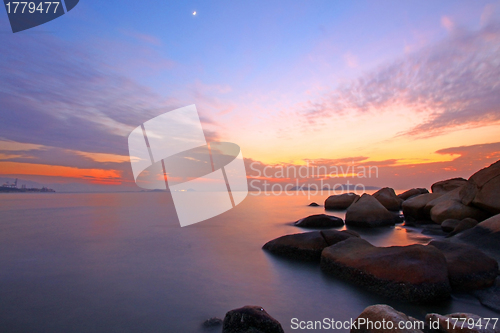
[[398, 188, 429, 201], [351, 305, 423, 333], [203, 317, 223, 329], [263, 230, 358, 261], [460, 160, 500, 215], [345, 194, 400, 228], [320, 238, 451, 303], [308, 202, 320, 207], [428, 240, 498, 291], [294, 214, 344, 228], [373, 187, 404, 211], [325, 193, 360, 210], [222, 306, 284, 333]]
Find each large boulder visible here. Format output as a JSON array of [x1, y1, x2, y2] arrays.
[[431, 178, 468, 194], [428, 240, 498, 291], [425, 312, 500, 333], [398, 188, 429, 201], [263, 230, 358, 261], [222, 306, 284, 333], [430, 200, 490, 224], [447, 218, 478, 237], [345, 194, 400, 228], [351, 305, 423, 333], [424, 187, 463, 216], [325, 193, 360, 210], [455, 214, 500, 261], [373, 187, 404, 211], [402, 193, 442, 223], [294, 214, 344, 228], [460, 160, 500, 215], [320, 238, 451, 303]]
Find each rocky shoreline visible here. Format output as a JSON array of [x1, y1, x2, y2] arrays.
[[208, 160, 500, 332]]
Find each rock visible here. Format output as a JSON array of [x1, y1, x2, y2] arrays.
[[447, 218, 478, 237], [203, 317, 223, 329], [398, 188, 429, 201], [351, 304, 424, 333], [424, 187, 463, 216], [322, 229, 360, 245], [430, 199, 489, 224], [345, 194, 400, 228], [441, 219, 461, 233], [294, 214, 344, 228], [472, 278, 500, 313], [373, 187, 404, 211], [325, 193, 360, 210], [308, 202, 320, 206], [222, 306, 284, 333], [431, 178, 468, 194], [421, 225, 448, 237], [263, 230, 358, 261], [402, 193, 442, 223], [428, 240, 498, 291], [460, 160, 500, 215], [425, 312, 500, 333], [320, 238, 451, 303], [455, 214, 500, 261]]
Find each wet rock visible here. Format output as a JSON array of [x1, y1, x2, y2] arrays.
[[373, 187, 404, 211], [325, 193, 360, 210], [431, 178, 468, 194], [222, 306, 284, 333], [263, 230, 358, 261], [402, 193, 442, 223], [203, 317, 223, 329], [460, 160, 500, 215], [351, 304, 423, 333], [345, 194, 400, 228], [308, 202, 320, 206], [398, 188, 429, 201], [320, 238, 451, 303], [428, 240, 498, 291], [294, 214, 344, 228], [447, 218, 478, 237], [425, 312, 500, 333], [441, 219, 461, 233]]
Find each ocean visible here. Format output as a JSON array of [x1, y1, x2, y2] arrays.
[[0, 192, 497, 332]]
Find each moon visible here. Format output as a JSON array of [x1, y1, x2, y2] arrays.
[[192, 11, 197, 16]]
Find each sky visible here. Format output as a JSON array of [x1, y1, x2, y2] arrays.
[[0, 0, 499, 191]]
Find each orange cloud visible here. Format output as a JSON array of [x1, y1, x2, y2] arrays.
[[0, 162, 122, 184]]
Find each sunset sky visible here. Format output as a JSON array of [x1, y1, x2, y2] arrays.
[[1, 0, 499, 191]]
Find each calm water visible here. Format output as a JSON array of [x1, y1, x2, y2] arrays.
[[0, 192, 498, 332]]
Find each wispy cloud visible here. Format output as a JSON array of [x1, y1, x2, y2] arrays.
[[298, 21, 500, 137]]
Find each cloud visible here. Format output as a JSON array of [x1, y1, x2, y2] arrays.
[[441, 16, 455, 32], [298, 21, 500, 137]]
